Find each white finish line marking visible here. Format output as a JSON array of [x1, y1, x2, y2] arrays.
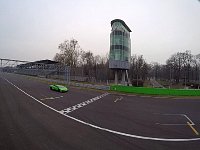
[[60, 93, 109, 114], [4, 78, 200, 142]]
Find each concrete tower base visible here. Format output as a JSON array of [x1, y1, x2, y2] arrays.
[[115, 70, 118, 84], [114, 70, 128, 85], [121, 70, 126, 85]]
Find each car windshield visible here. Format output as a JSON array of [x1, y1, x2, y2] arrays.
[[56, 85, 66, 88]]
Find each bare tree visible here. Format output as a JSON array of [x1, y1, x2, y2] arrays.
[[130, 55, 149, 80], [165, 50, 194, 84], [81, 51, 95, 81], [53, 53, 65, 64], [56, 38, 81, 67]]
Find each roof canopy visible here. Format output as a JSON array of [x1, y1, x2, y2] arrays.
[[111, 19, 132, 32], [17, 59, 59, 68], [33, 59, 58, 64]]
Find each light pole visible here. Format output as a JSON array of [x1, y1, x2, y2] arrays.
[[0, 59, 2, 73]]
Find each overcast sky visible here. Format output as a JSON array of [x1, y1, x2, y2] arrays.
[[0, 0, 200, 64]]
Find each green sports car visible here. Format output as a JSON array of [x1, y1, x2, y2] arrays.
[[49, 84, 68, 92]]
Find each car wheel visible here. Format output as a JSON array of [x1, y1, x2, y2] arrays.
[[50, 87, 52, 90]]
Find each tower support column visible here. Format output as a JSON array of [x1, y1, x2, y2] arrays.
[[115, 70, 118, 84], [122, 70, 126, 85]]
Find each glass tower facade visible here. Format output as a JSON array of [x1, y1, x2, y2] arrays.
[[109, 19, 131, 70]]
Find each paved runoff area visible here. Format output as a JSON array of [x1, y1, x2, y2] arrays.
[[0, 73, 200, 150]]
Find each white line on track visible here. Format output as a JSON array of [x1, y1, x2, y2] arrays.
[[4, 77, 200, 142], [40, 96, 63, 101], [183, 114, 195, 125], [60, 93, 109, 114], [154, 96, 169, 99], [140, 95, 152, 98], [114, 96, 123, 102], [155, 113, 195, 126]]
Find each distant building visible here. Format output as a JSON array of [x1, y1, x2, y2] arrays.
[[109, 19, 132, 84], [17, 59, 58, 68], [16, 59, 60, 76], [196, 54, 200, 59]]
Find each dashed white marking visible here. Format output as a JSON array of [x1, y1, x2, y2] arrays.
[[154, 96, 169, 99], [40, 96, 63, 101], [140, 95, 151, 98], [114, 96, 123, 102], [117, 93, 136, 97], [60, 93, 109, 114], [4, 77, 200, 142]]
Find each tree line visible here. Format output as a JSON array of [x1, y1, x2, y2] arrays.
[[54, 38, 200, 87], [149, 50, 200, 88], [54, 39, 111, 82]]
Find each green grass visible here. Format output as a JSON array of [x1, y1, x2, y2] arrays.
[[110, 85, 200, 96]]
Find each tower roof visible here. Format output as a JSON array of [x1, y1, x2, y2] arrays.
[[111, 19, 132, 32]]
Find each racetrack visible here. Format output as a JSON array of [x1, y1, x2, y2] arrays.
[[0, 73, 200, 150]]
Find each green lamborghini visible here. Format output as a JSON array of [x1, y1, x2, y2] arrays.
[[49, 84, 68, 92]]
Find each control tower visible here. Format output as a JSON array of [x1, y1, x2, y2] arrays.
[[109, 19, 131, 85]]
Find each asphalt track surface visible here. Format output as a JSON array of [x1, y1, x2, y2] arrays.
[[0, 73, 200, 150]]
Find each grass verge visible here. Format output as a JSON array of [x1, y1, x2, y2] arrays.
[[110, 85, 200, 96]]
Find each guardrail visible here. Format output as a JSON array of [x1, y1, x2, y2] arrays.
[[30, 77, 110, 91], [8, 73, 200, 96], [70, 82, 110, 90]]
